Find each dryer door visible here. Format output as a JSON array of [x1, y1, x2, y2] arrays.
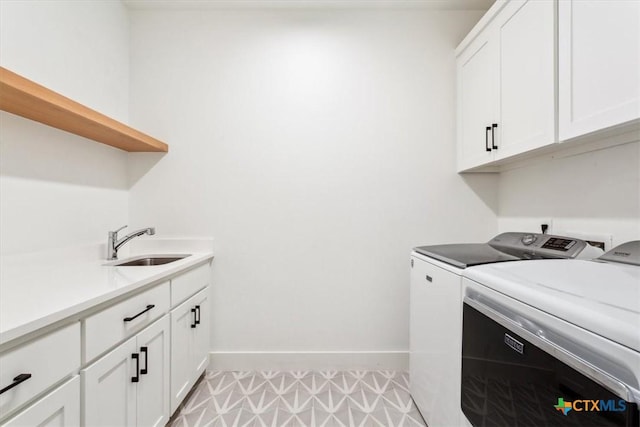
[[461, 299, 640, 427]]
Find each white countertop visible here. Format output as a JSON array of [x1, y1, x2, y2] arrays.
[[463, 259, 640, 353], [0, 238, 214, 346]]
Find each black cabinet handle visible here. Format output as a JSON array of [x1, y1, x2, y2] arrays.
[[140, 347, 148, 375], [191, 308, 197, 328], [195, 305, 201, 325], [131, 353, 140, 383], [426, 275, 433, 283], [485, 126, 492, 152], [123, 304, 155, 322], [0, 373, 32, 395], [491, 123, 498, 149]]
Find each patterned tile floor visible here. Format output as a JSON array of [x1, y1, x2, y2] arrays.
[[169, 370, 427, 427]]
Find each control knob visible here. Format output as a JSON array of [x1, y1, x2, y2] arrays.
[[521, 234, 537, 246]]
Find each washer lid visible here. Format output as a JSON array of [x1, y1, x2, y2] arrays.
[[463, 259, 640, 352], [413, 243, 518, 269]]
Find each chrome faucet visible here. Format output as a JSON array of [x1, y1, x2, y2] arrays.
[[107, 225, 156, 260]]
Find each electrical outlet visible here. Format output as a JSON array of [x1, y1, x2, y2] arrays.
[[540, 218, 553, 234]]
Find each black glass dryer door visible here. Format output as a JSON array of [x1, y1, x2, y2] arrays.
[[461, 303, 639, 427]]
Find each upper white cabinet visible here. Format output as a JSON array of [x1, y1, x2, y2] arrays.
[[558, 0, 640, 140], [498, 0, 555, 157], [457, 0, 639, 172], [458, 29, 497, 169], [457, 0, 555, 171]]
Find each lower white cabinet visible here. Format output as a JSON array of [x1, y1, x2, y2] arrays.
[[192, 290, 210, 376], [409, 256, 462, 427], [170, 288, 210, 413], [0, 260, 212, 427], [2, 376, 80, 427], [136, 316, 171, 427], [82, 315, 170, 427]]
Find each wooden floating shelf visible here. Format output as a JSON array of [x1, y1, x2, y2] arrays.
[[0, 66, 168, 153]]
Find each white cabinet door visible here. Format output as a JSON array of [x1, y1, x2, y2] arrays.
[[82, 337, 137, 427], [170, 288, 209, 413], [457, 30, 497, 171], [409, 257, 461, 427], [83, 316, 171, 427], [409, 258, 432, 423], [3, 377, 80, 427], [192, 290, 210, 377], [559, 0, 640, 140], [496, 0, 555, 158], [136, 316, 170, 427], [457, 0, 557, 170], [170, 296, 196, 413]]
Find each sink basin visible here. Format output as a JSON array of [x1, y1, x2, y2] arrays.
[[112, 255, 189, 266]]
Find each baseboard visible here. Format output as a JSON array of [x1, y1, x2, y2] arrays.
[[208, 351, 409, 371]]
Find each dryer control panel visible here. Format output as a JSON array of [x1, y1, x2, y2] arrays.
[[540, 237, 576, 252], [488, 232, 602, 260]]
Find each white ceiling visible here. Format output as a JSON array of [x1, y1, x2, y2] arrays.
[[123, 0, 496, 11]]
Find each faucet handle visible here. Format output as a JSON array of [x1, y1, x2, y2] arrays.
[[110, 225, 128, 236]]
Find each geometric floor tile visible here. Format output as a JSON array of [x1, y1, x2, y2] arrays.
[[169, 370, 427, 427]]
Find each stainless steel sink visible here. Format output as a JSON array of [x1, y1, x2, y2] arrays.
[[112, 255, 189, 266]]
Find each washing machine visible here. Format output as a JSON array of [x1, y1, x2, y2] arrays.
[[409, 232, 603, 426], [460, 241, 640, 426]]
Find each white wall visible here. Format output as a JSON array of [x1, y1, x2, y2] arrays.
[[128, 8, 498, 363], [498, 140, 640, 248], [0, 1, 131, 255]]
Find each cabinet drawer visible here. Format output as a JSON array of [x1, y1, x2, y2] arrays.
[[84, 282, 170, 363], [2, 376, 80, 427], [0, 323, 80, 419], [171, 264, 210, 307]]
